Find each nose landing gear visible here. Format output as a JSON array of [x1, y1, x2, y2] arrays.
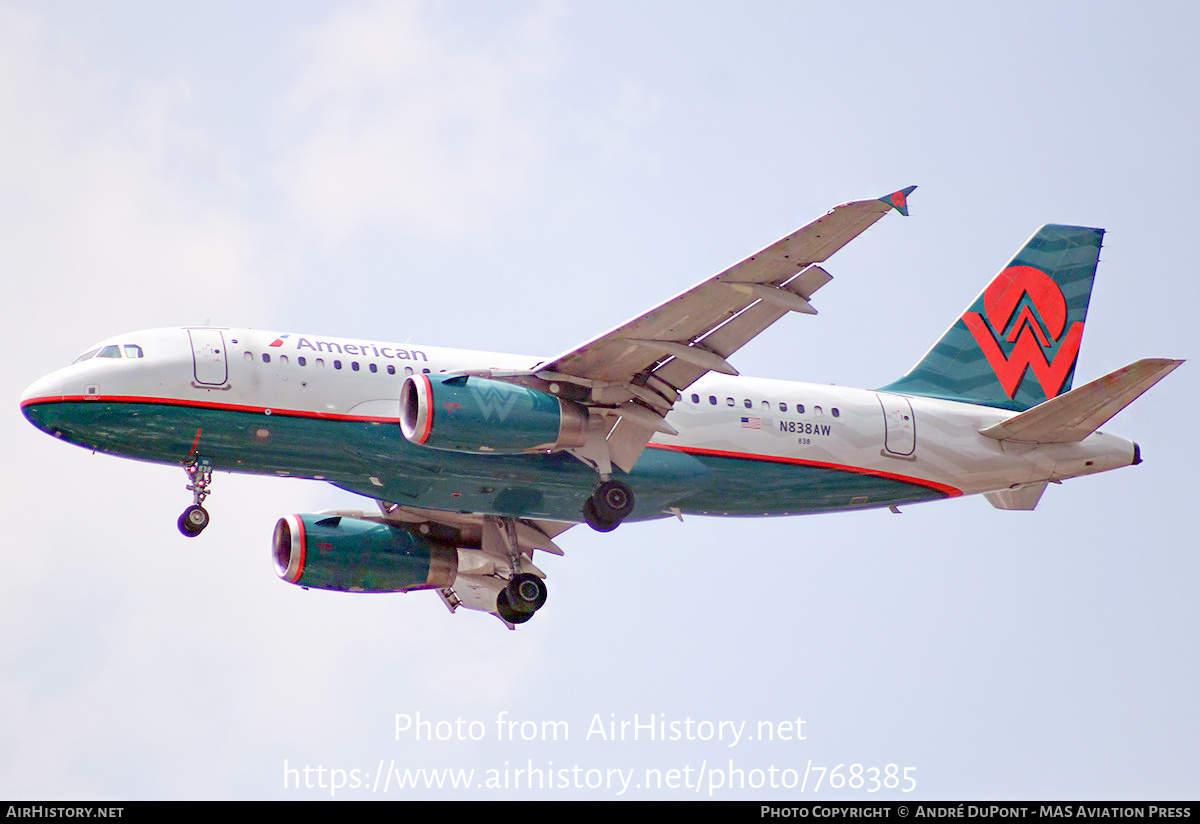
[[178, 504, 209, 536], [178, 459, 213, 537]]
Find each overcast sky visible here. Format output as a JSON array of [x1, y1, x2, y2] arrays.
[[2, 0, 1196, 800]]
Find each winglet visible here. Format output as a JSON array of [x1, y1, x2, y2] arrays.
[[879, 185, 917, 216]]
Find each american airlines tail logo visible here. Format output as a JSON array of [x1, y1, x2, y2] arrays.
[[961, 265, 1084, 399]]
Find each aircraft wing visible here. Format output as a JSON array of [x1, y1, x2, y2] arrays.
[[533, 187, 915, 470]]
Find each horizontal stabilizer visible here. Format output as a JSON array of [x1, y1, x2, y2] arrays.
[[979, 358, 1183, 444]]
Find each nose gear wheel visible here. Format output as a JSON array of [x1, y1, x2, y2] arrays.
[[178, 459, 213, 537]]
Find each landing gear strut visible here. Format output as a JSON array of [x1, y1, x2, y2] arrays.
[[481, 518, 552, 626], [178, 459, 212, 537], [583, 479, 634, 532]]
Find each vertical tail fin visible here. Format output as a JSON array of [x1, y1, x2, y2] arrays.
[[880, 224, 1104, 411]]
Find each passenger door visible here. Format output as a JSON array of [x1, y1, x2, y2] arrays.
[[876, 393, 916, 457], [188, 329, 228, 387]]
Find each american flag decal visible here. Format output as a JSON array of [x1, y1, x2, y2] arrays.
[[740, 417, 761, 429]]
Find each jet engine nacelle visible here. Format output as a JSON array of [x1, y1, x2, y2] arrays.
[[273, 514, 457, 593], [399, 374, 588, 454]]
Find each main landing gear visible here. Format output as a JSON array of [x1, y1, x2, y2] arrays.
[[496, 573, 549, 625], [582, 479, 634, 532], [177, 459, 212, 537], [477, 516, 552, 627]]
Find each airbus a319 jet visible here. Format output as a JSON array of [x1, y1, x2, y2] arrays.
[[20, 188, 1182, 627]]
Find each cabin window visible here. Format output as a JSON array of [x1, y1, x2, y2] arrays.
[[261, 353, 271, 363], [779, 402, 788, 412], [832, 408, 840, 418], [726, 397, 735, 407], [351, 361, 360, 372], [243, 352, 253, 362], [814, 405, 823, 415], [743, 399, 752, 409], [796, 404, 805, 414], [691, 394, 699, 404], [709, 395, 717, 405], [369, 363, 378, 373], [315, 358, 325, 368], [404, 367, 414, 376], [298, 356, 307, 366], [387, 365, 395, 375]]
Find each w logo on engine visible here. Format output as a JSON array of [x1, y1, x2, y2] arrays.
[[468, 381, 522, 421], [961, 265, 1084, 400]]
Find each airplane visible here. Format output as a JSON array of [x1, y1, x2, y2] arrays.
[[19, 188, 1183, 627]]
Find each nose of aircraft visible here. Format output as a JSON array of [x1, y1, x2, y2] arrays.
[[19, 367, 77, 437], [21, 369, 67, 407]]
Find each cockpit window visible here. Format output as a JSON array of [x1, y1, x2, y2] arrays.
[[71, 342, 143, 364]]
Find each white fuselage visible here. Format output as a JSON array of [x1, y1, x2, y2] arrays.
[[20, 327, 1140, 521]]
